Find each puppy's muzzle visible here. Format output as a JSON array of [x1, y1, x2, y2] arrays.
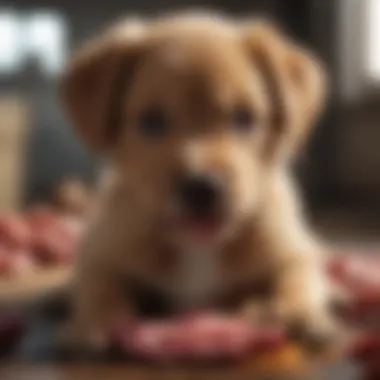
[[177, 173, 225, 219]]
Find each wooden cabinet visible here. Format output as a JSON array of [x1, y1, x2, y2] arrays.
[[0, 96, 29, 211]]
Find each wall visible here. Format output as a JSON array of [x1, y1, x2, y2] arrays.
[[337, 103, 380, 203]]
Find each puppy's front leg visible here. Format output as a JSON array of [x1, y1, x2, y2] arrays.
[[63, 267, 130, 354], [270, 256, 339, 352]]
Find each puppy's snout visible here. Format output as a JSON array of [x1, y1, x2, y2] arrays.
[[178, 173, 224, 217]]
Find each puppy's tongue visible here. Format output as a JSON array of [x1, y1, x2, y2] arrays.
[[183, 217, 222, 237]]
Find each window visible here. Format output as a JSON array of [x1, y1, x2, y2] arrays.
[[0, 9, 67, 77], [365, 0, 380, 80], [338, 0, 380, 102], [25, 12, 67, 76], [0, 11, 22, 74]]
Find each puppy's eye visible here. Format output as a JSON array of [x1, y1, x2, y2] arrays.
[[232, 106, 255, 131], [139, 108, 169, 138]]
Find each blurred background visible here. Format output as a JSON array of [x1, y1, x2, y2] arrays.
[[0, 0, 379, 240]]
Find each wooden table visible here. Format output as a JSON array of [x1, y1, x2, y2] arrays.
[[0, 366, 271, 380], [0, 359, 358, 380]]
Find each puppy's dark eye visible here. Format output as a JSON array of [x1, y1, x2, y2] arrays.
[[232, 106, 255, 131], [139, 108, 169, 138]]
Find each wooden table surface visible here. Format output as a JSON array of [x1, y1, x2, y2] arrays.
[[0, 364, 337, 380]]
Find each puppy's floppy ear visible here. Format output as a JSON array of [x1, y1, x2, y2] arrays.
[[60, 19, 147, 153], [241, 20, 326, 156]]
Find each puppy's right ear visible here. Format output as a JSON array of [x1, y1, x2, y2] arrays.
[[60, 20, 146, 152]]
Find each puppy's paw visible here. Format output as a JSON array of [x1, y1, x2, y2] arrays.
[[286, 311, 341, 355], [57, 322, 109, 360], [327, 281, 354, 319]]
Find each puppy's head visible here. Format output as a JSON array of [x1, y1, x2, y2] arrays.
[[61, 12, 325, 247]]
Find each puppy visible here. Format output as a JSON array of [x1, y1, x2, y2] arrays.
[[60, 11, 337, 353]]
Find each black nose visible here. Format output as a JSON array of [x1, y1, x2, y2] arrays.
[[178, 173, 223, 216]]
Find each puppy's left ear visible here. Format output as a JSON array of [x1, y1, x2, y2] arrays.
[[60, 19, 147, 153], [241, 21, 326, 157]]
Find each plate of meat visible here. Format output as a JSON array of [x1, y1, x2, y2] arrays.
[[0, 204, 83, 303]]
